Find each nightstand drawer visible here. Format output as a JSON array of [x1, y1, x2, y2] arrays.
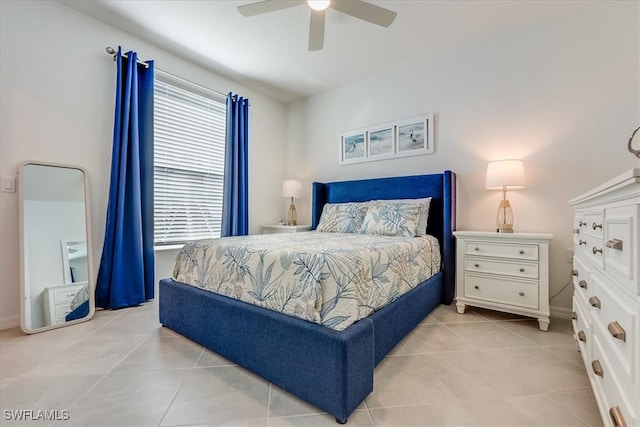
[[464, 257, 538, 279], [52, 287, 81, 304], [262, 224, 311, 234], [463, 273, 539, 310], [463, 241, 538, 261]]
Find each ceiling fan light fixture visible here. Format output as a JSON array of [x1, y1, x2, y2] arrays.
[[307, 0, 330, 11]]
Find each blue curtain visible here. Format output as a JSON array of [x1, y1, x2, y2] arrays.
[[95, 47, 155, 309], [221, 93, 249, 237]]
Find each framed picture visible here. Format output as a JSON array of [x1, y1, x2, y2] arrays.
[[339, 114, 435, 165], [396, 114, 434, 157], [368, 126, 395, 158], [339, 129, 367, 164]]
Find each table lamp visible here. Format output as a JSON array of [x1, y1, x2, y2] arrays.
[[282, 180, 302, 226], [485, 159, 526, 233]]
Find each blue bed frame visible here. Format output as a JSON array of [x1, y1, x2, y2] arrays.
[[159, 171, 456, 423]]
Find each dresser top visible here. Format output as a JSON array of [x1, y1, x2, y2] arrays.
[[569, 168, 639, 206]]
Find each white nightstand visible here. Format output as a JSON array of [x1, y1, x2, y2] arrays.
[[261, 224, 312, 234], [453, 231, 553, 331]]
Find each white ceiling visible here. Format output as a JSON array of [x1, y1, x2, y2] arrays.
[[64, 0, 582, 104]]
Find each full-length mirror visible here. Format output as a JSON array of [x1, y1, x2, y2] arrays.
[[19, 162, 94, 333]]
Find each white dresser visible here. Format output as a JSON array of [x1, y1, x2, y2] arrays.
[[453, 231, 553, 331], [569, 169, 639, 427], [42, 282, 86, 325]]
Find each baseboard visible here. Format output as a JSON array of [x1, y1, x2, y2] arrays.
[[550, 305, 572, 320], [0, 314, 20, 330]]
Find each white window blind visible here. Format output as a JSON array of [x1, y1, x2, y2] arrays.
[[153, 78, 226, 246]]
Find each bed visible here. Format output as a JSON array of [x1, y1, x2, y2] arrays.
[[159, 171, 456, 423]]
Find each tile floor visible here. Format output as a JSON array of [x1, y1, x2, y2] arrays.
[[0, 302, 602, 426]]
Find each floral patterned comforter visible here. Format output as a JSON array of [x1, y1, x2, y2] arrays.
[[173, 231, 441, 331]]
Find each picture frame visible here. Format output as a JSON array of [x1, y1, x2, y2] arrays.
[[339, 128, 367, 165], [367, 125, 395, 158], [339, 114, 434, 165], [395, 114, 434, 157]]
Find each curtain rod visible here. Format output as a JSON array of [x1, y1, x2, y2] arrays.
[[105, 46, 150, 68], [104, 47, 230, 101]]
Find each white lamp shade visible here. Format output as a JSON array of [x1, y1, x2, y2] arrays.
[[282, 180, 303, 198], [485, 159, 526, 189]]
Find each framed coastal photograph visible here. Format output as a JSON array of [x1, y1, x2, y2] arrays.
[[396, 114, 434, 157], [368, 126, 395, 158], [339, 114, 435, 165], [339, 129, 367, 164]]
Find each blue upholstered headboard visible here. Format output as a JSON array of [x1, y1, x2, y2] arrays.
[[311, 171, 457, 304]]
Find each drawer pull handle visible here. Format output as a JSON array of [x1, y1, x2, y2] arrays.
[[592, 222, 602, 230], [591, 360, 603, 377], [518, 250, 525, 255], [518, 291, 525, 297], [474, 247, 480, 251], [579, 221, 587, 227], [578, 280, 587, 289], [474, 285, 479, 290], [579, 240, 587, 246], [592, 247, 602, 255], [474, 263, 480, 268], [571, 269, 578, 276], [608, 321, 626, 342], [577, 331, 586, 342], [605, 239, 623, 250], [519, 267, 525, 272], [609, 406, 627, 427], [571, 311, 577, 320], [589, 296, 601, 309]]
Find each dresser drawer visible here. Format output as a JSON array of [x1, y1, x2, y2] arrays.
[[572, 255, 591, 299], [572, 294, 591, 361], [584, 211, 605, 239], [605, 205, 639, 296], [592, 333, 638, 427], [463, 241, 538, 261], [464, 257, 538, 279], [589, 272, 638, 386], [463, 273, 539, 310]]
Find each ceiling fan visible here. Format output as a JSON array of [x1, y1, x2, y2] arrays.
[[238, 0, 397, 51]]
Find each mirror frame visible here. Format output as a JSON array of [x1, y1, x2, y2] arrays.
[[18, 161, 95, 333]]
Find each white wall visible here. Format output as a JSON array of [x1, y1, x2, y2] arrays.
[[0, 1, 287, 329], [286, 1, 640, 317]]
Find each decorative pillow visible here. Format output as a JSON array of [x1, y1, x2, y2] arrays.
[[316, 202, 368, 233], [359, 201, 422, 237], [369, 198, 431, 236]]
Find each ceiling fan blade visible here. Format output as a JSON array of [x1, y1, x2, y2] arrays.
[[238, 0, 305, 17], [308, 9, 325, 51], [331, 0, 397, 27]]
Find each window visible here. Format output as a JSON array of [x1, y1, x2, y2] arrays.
[[153, 76, 227, 246]]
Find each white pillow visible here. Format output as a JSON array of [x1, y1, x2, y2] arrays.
[[359, 201, 422, 237], [369, 197, 431, 236]]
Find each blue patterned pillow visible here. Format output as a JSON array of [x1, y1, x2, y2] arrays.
[[370, 198, 431, 236], [359, 201, 421, 237], [317, 202, 368, 233]]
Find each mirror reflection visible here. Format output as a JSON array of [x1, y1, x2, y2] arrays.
[[19, 162, 94, 333]]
